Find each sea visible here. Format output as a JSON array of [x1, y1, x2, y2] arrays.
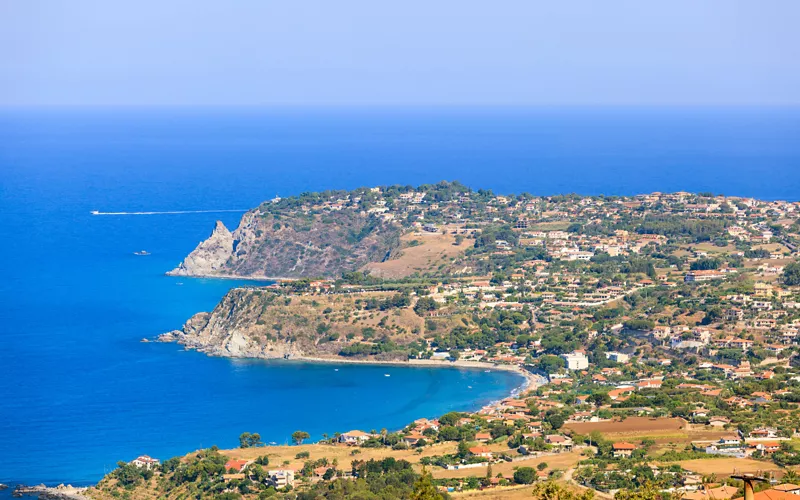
[[1, 107, 799, 491]]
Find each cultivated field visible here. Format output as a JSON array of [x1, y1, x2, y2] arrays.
[[564, 417, 685, 436]]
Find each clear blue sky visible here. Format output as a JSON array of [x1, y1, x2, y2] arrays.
[[1, 0, 798, 106]]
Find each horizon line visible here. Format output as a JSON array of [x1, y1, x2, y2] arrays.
[[2, 103, 800, 110]]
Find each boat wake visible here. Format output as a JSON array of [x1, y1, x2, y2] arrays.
[[91, 209, 247, 216]]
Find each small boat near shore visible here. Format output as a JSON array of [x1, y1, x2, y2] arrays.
[[133, 250, 151, 256]]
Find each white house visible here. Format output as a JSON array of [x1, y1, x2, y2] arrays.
[[561, 351, 589, 371], [605, 351, 630, 363], [131, 455, 160, 469], [268, 469, 295, 488], [339, 430, 373, 445]]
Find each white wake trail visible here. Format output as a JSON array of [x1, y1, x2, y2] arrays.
[[91, 209, 248, 215]]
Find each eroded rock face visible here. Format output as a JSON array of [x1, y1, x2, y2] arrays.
[[161, 287, 416, 362], [168, 221, 234, 276], [168, 208, 401, 278], [161, 290, 305, 359]]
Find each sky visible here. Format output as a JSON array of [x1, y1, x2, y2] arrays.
[[1, 0, 799, 106]]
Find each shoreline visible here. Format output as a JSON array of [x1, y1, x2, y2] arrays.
[[284, 355, 542, 394], [165, 271, 289, 281], [6, 353, 541, 492]]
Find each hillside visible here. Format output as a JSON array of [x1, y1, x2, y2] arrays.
[[169, 207, 402, 279], [159, 287, 465, 360]]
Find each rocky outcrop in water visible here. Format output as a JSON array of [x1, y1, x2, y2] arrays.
[[168, 220, 235, 277], [12, 484, 88, 499], [159, 288, 309, 359]]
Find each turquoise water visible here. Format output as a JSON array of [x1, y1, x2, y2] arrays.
[[1, 107, 799, 489]]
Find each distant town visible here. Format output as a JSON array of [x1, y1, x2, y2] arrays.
[[69, 183, 800, 500]]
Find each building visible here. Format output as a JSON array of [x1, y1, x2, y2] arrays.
[[468, 446, 493, 459], [561, 351, 589, 371], [684, 270, 727, 282], [224, 459, 251, 473], [612, 442, 637, 458], [268, 469, 295, 488], [339, 430, 373, 445], [605, 351, 630, 363], [131, 455, 160, 469]]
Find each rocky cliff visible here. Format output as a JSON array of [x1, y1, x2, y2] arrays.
[[160, 288, 421, 360], [168, 208, 401, 278]]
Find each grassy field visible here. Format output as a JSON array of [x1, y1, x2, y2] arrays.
[[676, 458, 781, 476], [431, 450, 585, 480], [363, 232, 471, 279], [691, 242, 739, 254], [219, 441, 459, 473]]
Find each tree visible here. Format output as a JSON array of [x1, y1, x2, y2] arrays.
[[537, 462, 548, 471], [590, 392, 611, 407], [615, 482, 679, 500], [291, 430, 310, 445], [414, 297, 439, 316], [438, 412, 461, 426], [545, 413, 565, 431], [239, 432, 262, 448], [537, 355, 565, 374], [513, 466, 536, 484], [782, 261, 800, 286], [532, 481, 594, 500], [438, 425, 462, 441], [411, 469, 447, 500]]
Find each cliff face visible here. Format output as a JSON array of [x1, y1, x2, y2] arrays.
[[169, 221, 235, 276], [160, 288, 419, 360], [168, 209, 401, 278]]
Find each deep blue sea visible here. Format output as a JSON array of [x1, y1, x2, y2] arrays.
[[1, 107, 799, 491]]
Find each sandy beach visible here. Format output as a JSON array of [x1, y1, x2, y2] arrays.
[[286, 355, 544, 394]]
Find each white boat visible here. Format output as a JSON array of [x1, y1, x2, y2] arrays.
[[90, 210, 99, 215], [384, 374, 391, 377], [133, 250, 151, 256]]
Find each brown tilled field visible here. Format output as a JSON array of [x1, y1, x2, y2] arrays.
[[565, 417, 684, 436]]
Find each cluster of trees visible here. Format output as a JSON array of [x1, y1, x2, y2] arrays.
[[360, 293, 411, 311], [473, 225, 518, 248], [433, 310, 530, 350], [690, 257, 722, 270], [414, 296, 439, 316], [239, 431, 263, 448], [636, 215, 727, 241], [339, 341, 405, 357], [783, 261, 800, 286], [111, 461, 154, 488], [297, 460, 449, 500]]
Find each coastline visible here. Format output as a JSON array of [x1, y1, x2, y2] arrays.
[[287, 355, 542, 394], [165, 270, 290, 281]]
